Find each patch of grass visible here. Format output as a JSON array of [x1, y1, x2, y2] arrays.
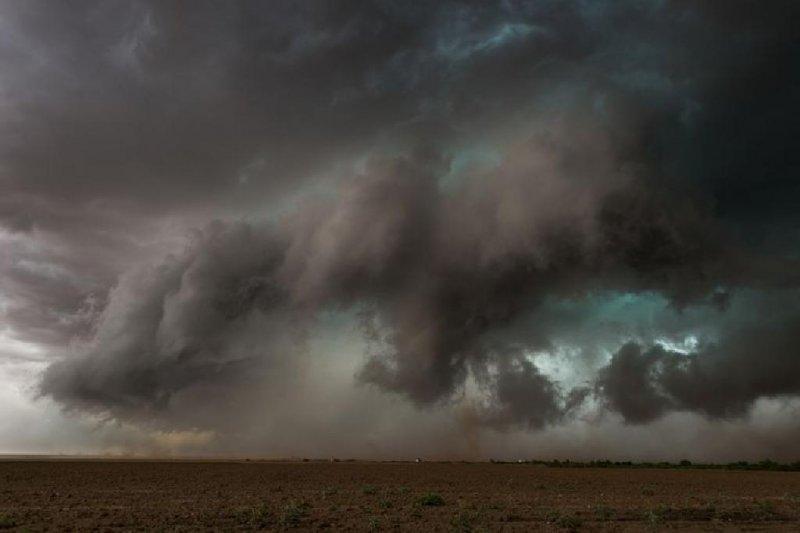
[[645, 510, 663, 527], [781, 492, 800, 505], [644, 504, 672, 526], [594, 505, 614, 521], [279, 500, 309, 528], [251, 503, 274, 527], [236, 504, 272, 527], [555, 514, 583, 530], [417, 492, 445, 506], [645, 504, 713, 527], [367, 515, 380, 530], [502, 511, 524, 522], [732, 500, 784, 521], [451, 509, 485, 532], [667, 506, 717, 521], [545, 510, 582, 530], [756, 499, 777, 517], [450, 511, 472, 531], [0, 514, 16, 530], [361, 484, 377, 495], [717, 505, 783, 522], [378, 498, 392, 509], [320, 486, 338, 499]]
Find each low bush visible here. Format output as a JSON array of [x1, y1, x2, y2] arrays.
[[418, 492, 445, 506], [279, 500, 309, 528], [0, 515, 16, 530]]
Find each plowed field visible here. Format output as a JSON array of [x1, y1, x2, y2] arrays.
[[1, 460, 799, 531]]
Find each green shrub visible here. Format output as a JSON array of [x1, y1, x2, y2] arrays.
[[279, 500, 309, 528], [417, 492, 445, 506], [555, 514, 583, 530], [451, 510, 483, 532], [755, 499, 778, 518], [252, 503, 274, 526], [546, 510, 582, 530], [594, 505, 613, 521], [645, 506, 669, 526], [0, 515, 16, 530]]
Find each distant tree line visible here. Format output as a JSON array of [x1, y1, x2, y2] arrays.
[[486, 459, 800, 472]]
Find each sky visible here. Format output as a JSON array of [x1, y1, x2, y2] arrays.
[[1, 0, 800, 461]]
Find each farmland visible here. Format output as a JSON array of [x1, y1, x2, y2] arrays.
[[1, 460, 800, 530]]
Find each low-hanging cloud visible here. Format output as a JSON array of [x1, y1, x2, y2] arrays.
[[597, 317, 800, 423], [40, 117, 798, 433]]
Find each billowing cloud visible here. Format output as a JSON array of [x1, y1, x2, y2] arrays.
[[39, 127, 798, 432], [598, 318, 800, 423]]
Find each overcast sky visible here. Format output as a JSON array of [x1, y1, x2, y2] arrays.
[[1, 0, 800, 460]]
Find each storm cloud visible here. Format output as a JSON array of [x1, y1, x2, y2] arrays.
[[2, 0, 799, 457], [598, 318, 800, 423]]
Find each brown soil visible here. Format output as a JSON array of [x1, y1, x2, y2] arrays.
[[1, 460, 800, 531]]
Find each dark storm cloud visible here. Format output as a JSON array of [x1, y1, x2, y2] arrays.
[[597, 317, 800, 423], [6, 0, 769, 217], [40, 129, 796, 428], [0, 0, 610, 349], [0, 0, 797, 440], [41, 220, 296, 414], [1, 0, 411, 210]]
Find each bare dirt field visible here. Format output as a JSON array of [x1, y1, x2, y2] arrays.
[[1, 460, 800, 531]]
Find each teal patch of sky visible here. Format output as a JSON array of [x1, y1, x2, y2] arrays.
[[434, 19, 545, 65], [438, 144, 503, 191], [505, 287, 800, 373]]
